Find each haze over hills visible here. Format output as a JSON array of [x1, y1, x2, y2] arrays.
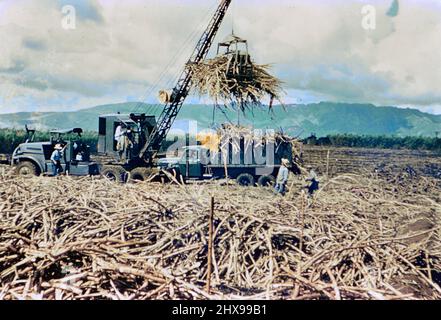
[[0, 102, 440, 138]]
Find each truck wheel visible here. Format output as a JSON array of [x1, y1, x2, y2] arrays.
[[16, 161, 39, 177], [130, 168, 158, 182], [101, 166, 127, 183], [236, 173, 255, 187], [258, 175, 276, 187]]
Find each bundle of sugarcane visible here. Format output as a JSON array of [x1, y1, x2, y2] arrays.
[[188, 55, 284, 109]]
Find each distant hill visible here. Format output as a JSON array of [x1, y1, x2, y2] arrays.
[[0, 102, 440, 138]]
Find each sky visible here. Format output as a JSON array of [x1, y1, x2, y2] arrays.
[[0, 0, 440, 115]]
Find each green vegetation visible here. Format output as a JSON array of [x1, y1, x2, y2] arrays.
[[0, 129, 98, 154], [306, 134, 441, 153], [2, 128, 439, 156], [0, 129, 176, 155]]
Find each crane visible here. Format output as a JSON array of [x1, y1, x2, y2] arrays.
[[139, 0, 233, 163]]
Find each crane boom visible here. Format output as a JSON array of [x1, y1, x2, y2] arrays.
[[140, 0, 232, 161]]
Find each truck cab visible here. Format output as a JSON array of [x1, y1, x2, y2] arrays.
[[158, 146, 209, 180], [12, 128, 99, 177]]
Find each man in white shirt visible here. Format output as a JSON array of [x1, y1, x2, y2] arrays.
[[115, 123, 123, 144], [114, 123, 126, 152], [274, 158, 290, 196]]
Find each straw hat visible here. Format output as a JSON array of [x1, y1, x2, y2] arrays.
[[281, 158, 290, 166]]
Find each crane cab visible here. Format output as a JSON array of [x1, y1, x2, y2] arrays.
[[98, 113, 156, 162]]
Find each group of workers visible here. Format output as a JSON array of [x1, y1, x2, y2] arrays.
[[49, 121, 130, 177], [274, 158, 320, 197]]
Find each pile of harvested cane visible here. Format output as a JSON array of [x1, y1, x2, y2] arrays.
[[0, 169, 440, 300], [188, 55, 283, 109]]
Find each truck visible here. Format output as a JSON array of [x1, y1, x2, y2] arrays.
[[11, 128, 99, 177], [158, 133, 296, 186]]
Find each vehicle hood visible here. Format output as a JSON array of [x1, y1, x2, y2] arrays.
[[158, 157, 181, 167]]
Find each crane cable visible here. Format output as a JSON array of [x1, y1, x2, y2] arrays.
[[131, 6, 214, 115], [132, 24, 201, 116], [131, 0, 219, 116], [147, 1, 220, 117], [136, 20, 206, 115]]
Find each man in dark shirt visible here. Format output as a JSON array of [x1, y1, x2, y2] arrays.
[[306, 165, 320, 196]]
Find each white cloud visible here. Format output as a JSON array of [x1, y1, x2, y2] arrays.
[[0, 0, 440, 114], [231, 0, 441, 108]]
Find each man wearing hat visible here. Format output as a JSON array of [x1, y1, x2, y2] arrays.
[[275, 158, 290, 195], [50, 144, 64, 176]]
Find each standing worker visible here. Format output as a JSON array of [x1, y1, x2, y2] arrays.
[[274, 158, 290, 196], [51, 144, 64, 176], [305, 165, 320, 196], [114, 122, 127, 159], [114, 122, 124, 148]]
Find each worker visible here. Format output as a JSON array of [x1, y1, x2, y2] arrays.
[[305, 165, 320, 196], [115, 123, 124, 147], [75, 151, 84, 161], [274, 158, 290, 196], [123, 128, 135, 159], [50, 144, 64, 176], [73, 141, 82, 160], [115, 123, 127, 158]]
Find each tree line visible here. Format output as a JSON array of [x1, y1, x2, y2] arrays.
[[303, 134, 441, 153], [1, 129, 440, 155], [0, 129, 99, 155], [0, 129, 177, 155]]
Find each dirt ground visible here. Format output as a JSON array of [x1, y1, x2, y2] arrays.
[[303, 146, 441, 179]]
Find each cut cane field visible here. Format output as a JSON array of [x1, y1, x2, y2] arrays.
[[1, 135, 441, 300]]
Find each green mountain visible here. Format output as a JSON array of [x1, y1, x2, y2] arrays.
[[0, 102, 440, 138]]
